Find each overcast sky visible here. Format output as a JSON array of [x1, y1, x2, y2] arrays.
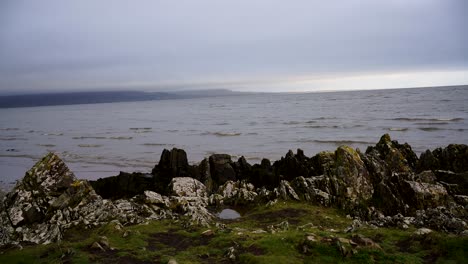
[[1, 0, 467, 94]]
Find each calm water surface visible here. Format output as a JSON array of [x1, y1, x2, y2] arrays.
[[1, 86, 467, 189]]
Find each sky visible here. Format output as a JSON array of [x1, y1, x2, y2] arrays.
[[0, 0, 467, 94]]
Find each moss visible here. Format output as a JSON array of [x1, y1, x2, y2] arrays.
[[1, 201, 467, 264]]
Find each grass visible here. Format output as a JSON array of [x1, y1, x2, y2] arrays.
[[1, 201, 467, 263]]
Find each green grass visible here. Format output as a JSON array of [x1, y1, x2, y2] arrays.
[[1, 201, 467, 263]]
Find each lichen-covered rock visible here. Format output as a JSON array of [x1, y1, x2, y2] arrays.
[[215, 180, 257, 205], [169, 177, 207, 198], [333, 146, 373, 203], [276, 180, 300, 201], [290, 176, 331, 206], [400, 181, 449, 212]]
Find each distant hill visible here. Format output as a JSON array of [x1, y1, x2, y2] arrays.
[[0, 90, 246, 108]]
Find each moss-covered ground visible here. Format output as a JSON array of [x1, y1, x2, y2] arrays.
[[1, 201, 467, 263]]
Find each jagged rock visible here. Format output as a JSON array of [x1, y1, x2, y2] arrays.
[[434, 170, 468, 195], [413, 170, 437, 183], [216, 180, 257, 205], [247, 158, 276, 189], [142, 190, 170, 207], [152, 148, 191, 193], [198, 158, 214, 193], [400, 181, 449, 212], [276, 180, 300, 201], [232, 156, 252, 181], [273, 149, 313, 181], [169, 177, 207, 197], [418, 144, 468, 173], [209, 154, 237, 191], [414, 207, 467, 233], [290, 176, 331, 206], [90, 172, 154, 199]]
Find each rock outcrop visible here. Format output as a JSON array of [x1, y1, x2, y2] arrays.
[[1, 134, 467, 247]]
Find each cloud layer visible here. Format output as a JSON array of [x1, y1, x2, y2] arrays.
[[1, 0, 467, 93]]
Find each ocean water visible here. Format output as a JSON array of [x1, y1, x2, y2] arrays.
[[1, 86, 467, 188]]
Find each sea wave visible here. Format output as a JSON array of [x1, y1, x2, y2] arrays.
[[109, 136, 133, 140], [298, 139, 375, 145], [0, 128, 19, 131], [201, 132, 242, 137], [391, 117, 463, 122], [78, 144, 102, 148], [0, 137, 27, 141], [141, 143, 175, 146], [42, 133, 63, 136], [129, 127, 152, 130], [388, 128, 409, 131], [37, 144, 56, 147], [72, 136, 107, 140]]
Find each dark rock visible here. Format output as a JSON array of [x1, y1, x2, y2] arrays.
[[209, 154, 237, 191], [152, 148, 191, 190], [418, 144, 468, 173], [90, 172, 154, 199], [249, 159, 277, 189], [434, 170, 468, 195], [273, 149, 313, 181], [232, 156, 252, 181]]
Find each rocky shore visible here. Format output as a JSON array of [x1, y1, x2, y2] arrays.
[[1, 134, 467, 262]]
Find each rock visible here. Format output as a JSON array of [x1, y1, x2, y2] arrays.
[[142, 190, 169, 207], [414, 207, 467, 233], [413, 228, 433, 236], [224, 246, 236, 260], [90, 172, 154, 199], [169, 177, 207, 198], [152, 148, 191, 193], [90, 241, 105, 252], [291, 176, 332, 206], [434, 170, 468, 195], [273, 149, 313, 181], [216, 180, 257, 205], [209, 154, 237, 191], [249, 159, 277, 189], [351, 234, 381, 249], [400, 181, 448, 212], [277, 180, 300, 201], [201, 229, 214, 236], [198, 158, 214, 193], [167, 259, 178, 264], [418, 144, 468, 173]]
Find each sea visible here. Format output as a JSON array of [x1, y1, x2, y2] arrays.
[[1, 86, 467, 190]]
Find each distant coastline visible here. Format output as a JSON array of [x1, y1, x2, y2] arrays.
[[0, 89, 248, 109], [1, 84, 466, 109]]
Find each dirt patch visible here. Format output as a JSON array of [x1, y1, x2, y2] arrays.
[[245, 208, 309, 225], [147, 232, 212, 252], [244, 244, 266, 256], [86, 248, 157, 264]]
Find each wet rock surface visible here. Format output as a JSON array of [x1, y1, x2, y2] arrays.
[[1, 134, 467, 247]]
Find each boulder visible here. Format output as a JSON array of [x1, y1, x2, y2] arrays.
[[276, 180, 300, 201], [152, 148, 191, 192], [400, 181, 449, 212], [290, 176, 331, 206], [169, 177, 207, 198]]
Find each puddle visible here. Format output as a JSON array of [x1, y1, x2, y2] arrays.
[[218, 208, 241, 220]]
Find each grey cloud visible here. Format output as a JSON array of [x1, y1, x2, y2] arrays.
[[0, 0, 467, 93]]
